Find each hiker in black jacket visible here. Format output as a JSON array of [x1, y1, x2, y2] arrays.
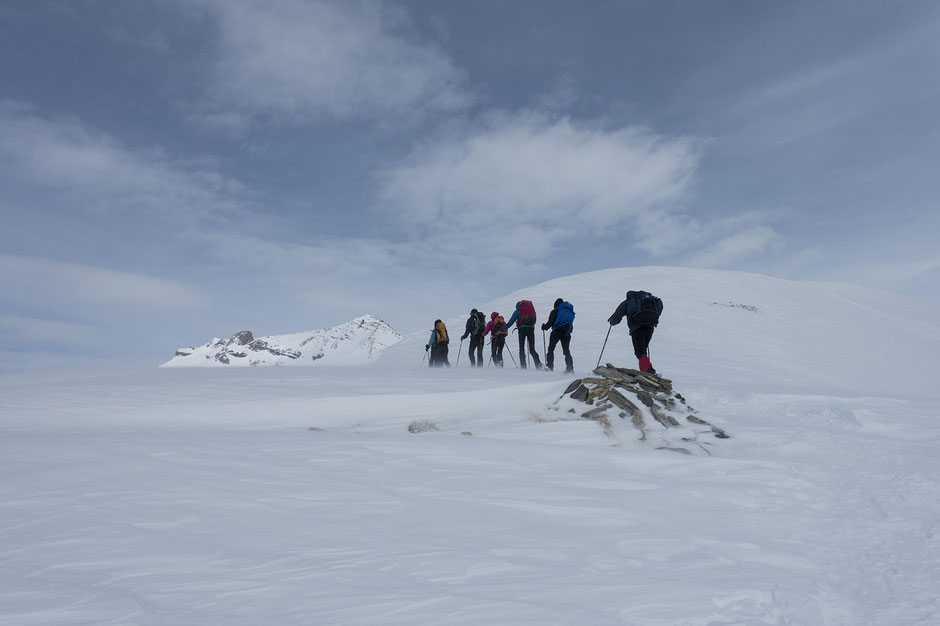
[[541, 298, 574, 373], [460, 309, 486, 367], [608, 291, 661, 374]]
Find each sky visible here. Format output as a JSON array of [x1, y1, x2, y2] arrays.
[[1, 0, 939, 370]]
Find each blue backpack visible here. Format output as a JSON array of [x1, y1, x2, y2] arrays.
[[553, 301, 575, 330], [626, 291, 663, 327]]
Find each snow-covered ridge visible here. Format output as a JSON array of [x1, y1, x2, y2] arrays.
[[159, 314, 402, 367]]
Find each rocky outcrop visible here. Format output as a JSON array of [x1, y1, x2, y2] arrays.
[[160, 315, 402, 368], [547, 363, 730, 455]]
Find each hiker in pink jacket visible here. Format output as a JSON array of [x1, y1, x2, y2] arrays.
[[481, 312, 508, 367]]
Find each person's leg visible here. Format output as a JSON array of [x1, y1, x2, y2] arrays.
[[442, 343, 450, 367], [525, 329, 541, 367], [546, 331, 560, 371], [560, 332, 573, 372], [517, 332, 527, 369], [475, 339, 483, 366], [631, 327, 655, 371], [631, 327, 652, 358], [467, 337, 476, 366]]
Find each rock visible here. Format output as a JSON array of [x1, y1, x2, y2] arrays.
[[570, 384, 590, 402], [711, 426, 730, 439], [581, 406, 610, 420], [233, 330, 254, 345], [408, 420, 439, 433], [551, 362, 731, 451], [651, 406, 680, 427], [607, 388, 641, 416], [635, 389, 655, 408], [656, 446, 692, 455]]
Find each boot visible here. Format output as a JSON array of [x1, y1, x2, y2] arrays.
[[638, 355, 656, 374]]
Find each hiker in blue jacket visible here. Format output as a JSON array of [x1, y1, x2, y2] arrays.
[[541, 298, 574, 373], [503, 300, 542, 369]]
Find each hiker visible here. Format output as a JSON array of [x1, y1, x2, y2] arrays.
[[426, 319, 450, 367], [482, 311, 508, 366], [541, 298, 575, 373], [502, 300, 542, 369], [607, 290, 663, 374], [460, 309, 486, 367]]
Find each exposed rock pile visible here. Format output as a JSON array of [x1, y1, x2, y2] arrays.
[[548, 363, 730, 455]]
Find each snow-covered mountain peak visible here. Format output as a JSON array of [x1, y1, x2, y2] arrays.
[[160, 315, 402, 368]]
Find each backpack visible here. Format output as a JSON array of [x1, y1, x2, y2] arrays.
[[518, 300, 536, 326], [626, 291, 663, 327], [493, 316, 507, 336], [469, 314, 483, 337], [435, 321, 449, 343], [553, 301, 575, 330]]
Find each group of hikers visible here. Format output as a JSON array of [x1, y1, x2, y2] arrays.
[[425, 290, 664, 375]]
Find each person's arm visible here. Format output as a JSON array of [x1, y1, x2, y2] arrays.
[[482, 321, 493, 338], [461, 317, 472, 340], [504, 310, 519, 328], [542, 309, 557, 331], [608, 300, 627, 325], [427, 329, 437, 349]]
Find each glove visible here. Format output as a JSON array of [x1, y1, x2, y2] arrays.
[[425, 345, 429, 351]]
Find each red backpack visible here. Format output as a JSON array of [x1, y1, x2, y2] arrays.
[[518, 300, 536, 326]]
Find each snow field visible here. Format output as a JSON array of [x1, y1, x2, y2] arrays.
[[2, 267, 939, 624]]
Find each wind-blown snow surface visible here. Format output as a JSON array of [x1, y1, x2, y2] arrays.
[[2, 267, 939, 625]]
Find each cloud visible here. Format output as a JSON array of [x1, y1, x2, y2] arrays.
[[0, 253, 212, 319], [193, 0, 474, 127], [685, 226, 781, 268], [377, 111, 703, 263], [0, 101, 248, 223], [0, 315, 101, 350]]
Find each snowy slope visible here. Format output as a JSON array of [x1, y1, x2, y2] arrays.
[[2, 267, 939, 625], [386, 266, 940, 396], [160, 314, 402, 367]]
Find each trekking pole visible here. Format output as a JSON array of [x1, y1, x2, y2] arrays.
[[456, 338, 463, 367], [595, 324, 612, 369], [506, 345, 518, 368], [542, 329, 547, 361], [421, 351, 427, 366]]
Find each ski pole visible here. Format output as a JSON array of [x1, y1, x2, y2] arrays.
[[421, 351, 427, 366], [456, 338, 463, 367], [506, 345, 517, 367], [542, 329, 547, 361], [596, 324, 612, 369]]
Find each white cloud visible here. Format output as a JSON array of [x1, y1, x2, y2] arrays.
[[0, 253, 212, 318], [0, 315, 101, 350], [194, 0, 474, 127], [685, 226, 781, 268], [377, 111, 703, 263], [0, 101, 248, 222]]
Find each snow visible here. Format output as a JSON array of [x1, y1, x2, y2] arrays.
[[2, 267, 939, 625], [159, 314, 402, 368]]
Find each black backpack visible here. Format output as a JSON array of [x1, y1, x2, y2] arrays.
[[469, 314, 483, 337], [626, 291, 663, 327]]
